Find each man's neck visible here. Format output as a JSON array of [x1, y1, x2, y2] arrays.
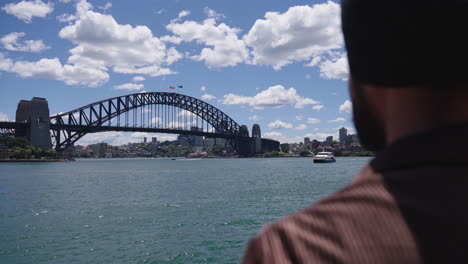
[[366, 86, 468, 145]]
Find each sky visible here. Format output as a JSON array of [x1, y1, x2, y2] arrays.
[[0, 0, 355, 145]]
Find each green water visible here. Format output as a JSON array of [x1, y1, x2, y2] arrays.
[[0, 157, 370, 263]]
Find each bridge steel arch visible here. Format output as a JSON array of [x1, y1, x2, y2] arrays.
[[50, 92, 244, 151]]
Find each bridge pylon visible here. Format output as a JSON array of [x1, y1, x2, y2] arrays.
[[15, 97, 52, 148]]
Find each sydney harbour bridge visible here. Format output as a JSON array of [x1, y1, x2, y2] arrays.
[[0, 92, 279, 156]]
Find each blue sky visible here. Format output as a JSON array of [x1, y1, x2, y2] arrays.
[[0, 0, 354, 145]]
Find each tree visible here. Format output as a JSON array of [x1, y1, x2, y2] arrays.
[[300, 150, 312, 157], [280, 143, 290, 153], [212, 145, 225, 156]]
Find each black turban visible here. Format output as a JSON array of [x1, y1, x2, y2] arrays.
[[341, 0, 468, 86]]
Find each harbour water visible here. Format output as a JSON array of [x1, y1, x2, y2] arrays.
[[0, 157, 370, 263]]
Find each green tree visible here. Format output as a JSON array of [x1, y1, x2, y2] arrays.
[[280, 143, 290, 153], [212, 145, 225, 156], [300, 150, 312, 157], [263, 151, 279, 158]]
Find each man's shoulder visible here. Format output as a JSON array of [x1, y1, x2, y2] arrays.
[[243, 165, 419, 263]]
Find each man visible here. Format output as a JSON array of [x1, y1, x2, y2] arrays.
[[242, 0, 468, 263]]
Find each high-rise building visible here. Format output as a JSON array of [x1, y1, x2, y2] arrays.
[[90, 142, 108, 157], [190, 127, 203, 147], [311, 140, 320, 149], [304, 137, 311, 149], [326, 136, 333, 145], [143, 137, 147, 143], [339, 127, 348, 143], [151, 137, 157, 143], [346, 134, 360, 146]]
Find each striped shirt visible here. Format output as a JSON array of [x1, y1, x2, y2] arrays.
[[242, 123, 468, 263]]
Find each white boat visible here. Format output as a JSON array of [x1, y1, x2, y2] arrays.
[[313, 152, 336, 163]]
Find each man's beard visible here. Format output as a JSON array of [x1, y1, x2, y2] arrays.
[[351, 82, 387, 152]]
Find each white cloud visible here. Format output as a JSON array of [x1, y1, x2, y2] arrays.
[[98, 2, 112, 11], [166, 18, 249, 67], [0, 112, 9, 121], [328, 117, 346, 123], [0, 32, 49, 52], [114, 83, 144, 91], [156, 9, 166, 15], [312, 104, 325, 111], [319, 54, 349, 80], [168, 120, 197, 129], [150, 117, 161, 124], [295, 115, 303, 121], [59, 0, 71, 3], [220, 85, 319, 109], [166, 47, 183, 65], [0, 53, 13, 71], [248, 115, 261, 121], [177, 10, 190, 19], [2, 0, 54, 23], [160, 35, 182, 44], [58, 0, 179, 79], [306, 56, 322, 67], [339, 100, 352, 113], [56, 13, 76, 22], [2, 0, 177, 87], [200, 85, 206, 91], [268, 120, 293, 130], [295, 124, 307, 130], [244, 1, 342, 70], [306, 118, 321, 124], [204, 7, 225, 20], [201, 93, 216, 100], [305, 73, 311, 79], [0, 53, 109, 87], [221, 93, 249, 105], [177, 110, 197, 118], [264, 131, 282, 139], [132, 76, 145, 82]]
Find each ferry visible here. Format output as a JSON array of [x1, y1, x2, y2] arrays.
[[313, 152, 336, 163]]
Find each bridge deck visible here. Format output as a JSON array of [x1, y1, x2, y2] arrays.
[[49, 124, 236, 139], [0, 121, 27, 129]]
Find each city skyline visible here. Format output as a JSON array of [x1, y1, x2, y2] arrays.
[[0, 0, 355, 145]]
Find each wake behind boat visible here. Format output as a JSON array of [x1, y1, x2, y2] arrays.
[[313, 152, 336, 163]]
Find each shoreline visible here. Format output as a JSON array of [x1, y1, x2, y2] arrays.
[[72, 155, 372, 160], [0, 159, 73, 163]]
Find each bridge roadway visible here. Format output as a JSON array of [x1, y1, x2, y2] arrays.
[[0, 121, 27, 129], [50, 123, 234, 139]]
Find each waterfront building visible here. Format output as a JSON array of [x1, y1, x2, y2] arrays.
[[311, 139, 320, 149], [190, 127, 203, 147], [346, 134, 360, 146], [90, 142, 108, 157], [204, 138, 226, 148], [304, 137, 311, 149], [339, 127, 348, 143], [150, 143, 159, 151]]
